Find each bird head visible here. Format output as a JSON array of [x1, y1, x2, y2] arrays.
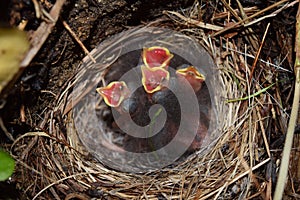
[[142, 46, 174, 69], [176, 66, 205, 92], [96, 81, 130, 107], [141, 65, 170, 94]]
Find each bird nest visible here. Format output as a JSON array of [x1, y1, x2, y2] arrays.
[[10, 4, 294, 199], [66, 26, 223, 173]]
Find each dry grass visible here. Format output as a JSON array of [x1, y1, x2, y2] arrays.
[[9, 1, 298, 199]]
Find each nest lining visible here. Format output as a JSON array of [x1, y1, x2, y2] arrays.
[[9, 7, 289, 199]]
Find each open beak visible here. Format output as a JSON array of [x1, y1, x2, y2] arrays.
[[96, 81, 130, 107], [176, 66, 205, 92], [141, 65, 170, 93], [142, 46, 174, 69]]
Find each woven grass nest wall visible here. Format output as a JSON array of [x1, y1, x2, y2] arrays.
[[6, 1, 299, 199]]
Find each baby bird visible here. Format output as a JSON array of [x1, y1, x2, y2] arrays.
[[96, 81, 149, 122], [96, 81, 130, 110], [175, 65, 211, 151], [176, 65, 205, 92], [141, 65, 170, 94], [142, 46, 174, 69], [96, 81, 154, 152]]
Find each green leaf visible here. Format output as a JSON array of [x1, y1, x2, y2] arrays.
[[0, 149, 15, 181]]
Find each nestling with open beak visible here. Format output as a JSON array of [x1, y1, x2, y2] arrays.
[[142, 46, 174, 69], [96, 80, 143, 119], [97, 80, 166, 153], [141, 65, 170, 94], [96, 81, 130, 108], [96, 81, 148, 117], [176, 65, 205, 92], [96, 80, 152, 127]]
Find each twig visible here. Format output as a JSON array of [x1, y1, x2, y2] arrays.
[[0, 117, 14, 141], [255, 106, 271, 158], [164, 11, 223, 31], [32, 0, 41, 19], [20, 104, 26, 122], [220, 0, 240, 21], [199, 158, 270, 200], [11, 131, 50, 151], [32, 171, 101, 200], [274, 2, 300, 199], [62, 20, 96, 64], [249, 23, 270, 83], [235, 0, 259, 50], [212, 0, 290, 37], [212, 7, 258, 20], [20, 0, 65, 68], [245, 0, 299, 27], [223, 47, 292, 73], [12, 156, 54, 182]]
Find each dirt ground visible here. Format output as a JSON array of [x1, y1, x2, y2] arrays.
[[0, 0, 298, 199]]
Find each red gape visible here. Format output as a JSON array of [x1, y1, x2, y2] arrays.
[[96, 81, 130, 107], [141, 65, 170, 94], [142, 46, 173, 69]]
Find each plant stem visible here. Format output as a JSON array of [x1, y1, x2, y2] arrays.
[[273, 2, 300, 199]]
